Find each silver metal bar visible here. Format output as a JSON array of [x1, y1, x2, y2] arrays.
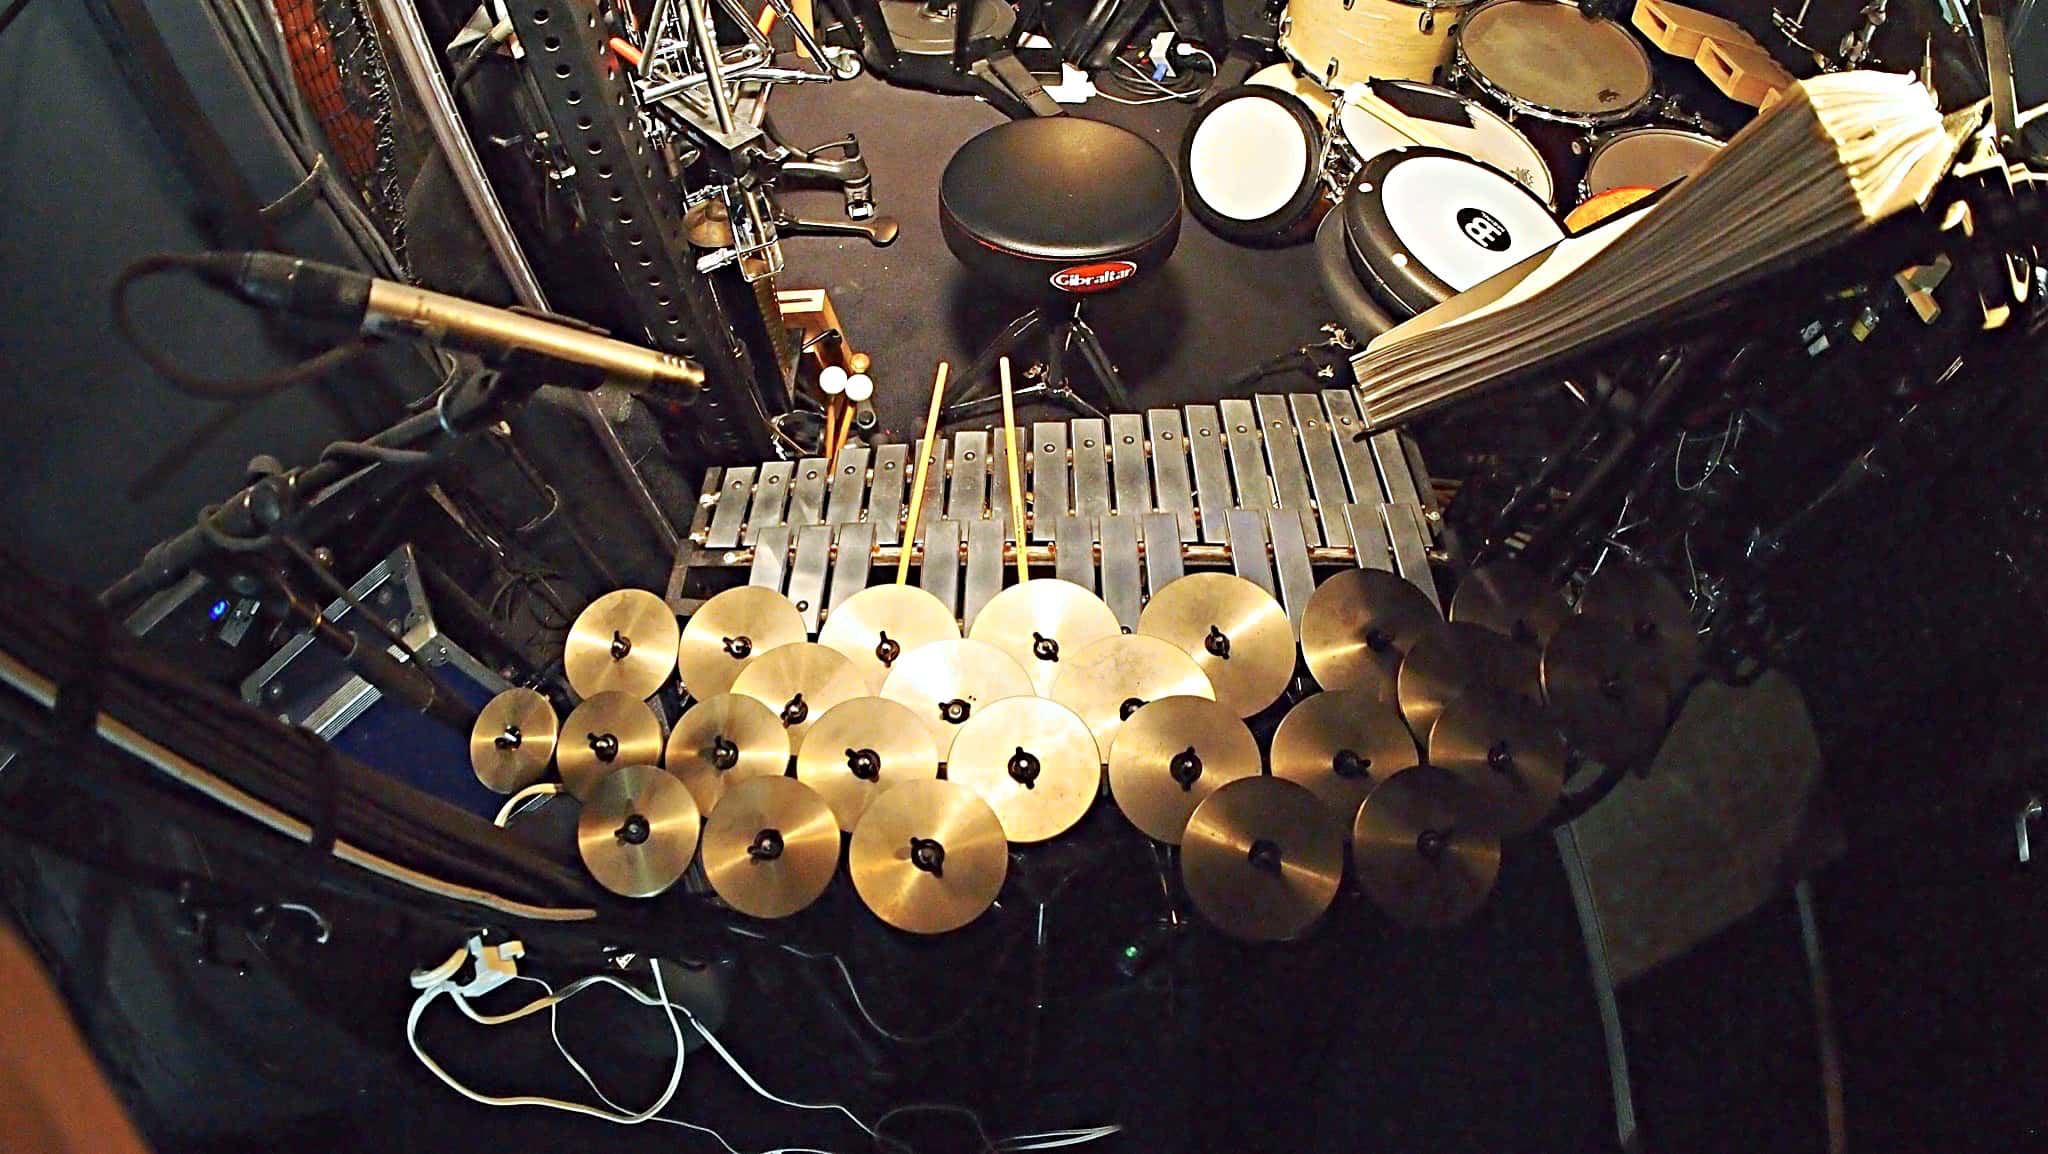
[[684, 0, 739, 135], [1371, 431, 1424, 510], [870, 444, 909, 544], [990, 428, 1017, 544], [748, 525, 791, 590], [1055, 516, 1095, 591], [913, 436, 948, 546], [1071, 419, 1111, 522], [1147, 408, 1197, 542], [789, 523, 833, 633], [1383, 502, 1439, 610], [962, 520, 1004, 631], [691, 468, 723, 540], [1257, 394, 1319, 546], [745, 460, 793, 544], [946, 432, 990, 523], [1796, 877, 1848, 1154], [1109, 414, 1151, 516], [1141, 513, 1186, 595], [706, 466, 756, 549], [1555, 823, 1638, 1154], [825, 445, 871, 528], [1268, 510, 1315, 630], [1184, 404, 1231, 544], [1402, 435, 1440, 516], [788, 457, 829, 525], [1226, 510, 1276, 598], [828, 523, 877, 615], [918, 520, 962, 615], [1324, 389, 1384, 502], [371, 0, 678, 552], [1031, 422, 1069, 543], [1345, 504, 1395, 572], [1219, 399, 1273, 513], [1290, 394, 1350, 549], [1099, 514, 1143, 632]]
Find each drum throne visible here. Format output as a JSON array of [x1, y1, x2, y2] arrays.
[[937, 117, 1181, 420]]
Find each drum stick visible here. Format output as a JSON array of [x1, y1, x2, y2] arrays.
[[997, 357, 1029, 583], [897, 361, 949, 585]]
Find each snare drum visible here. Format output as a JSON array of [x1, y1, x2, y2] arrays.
[[1281, 0, 1476, 88], [1455, 0, 1655, 126], [1342, 148, 1565, 317], [1181, 86, 1329, 244], [1339, 80, 1555, 205], [1580, 126, 1722, 200]]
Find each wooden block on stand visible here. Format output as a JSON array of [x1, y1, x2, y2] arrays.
[[1694, 35, 1793, 108], [1632, 0, 1755, 59]]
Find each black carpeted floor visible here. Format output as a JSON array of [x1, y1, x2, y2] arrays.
[[768, 61, 1333, 441]]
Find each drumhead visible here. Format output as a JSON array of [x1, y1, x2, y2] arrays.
[[1182, 87, 1325, 242], [1338, 80, 1555, 204], [1583, 128, 1722, 197], [1457, 0, 1655, 124], [1343, 148, 1563, 316]]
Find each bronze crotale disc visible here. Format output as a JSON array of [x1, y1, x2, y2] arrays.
[[700, 776, 840, 918], [1181, 776, 1345, 941], [1449, 559, 1570, 648], [1137, 572, 1296, 718], [1350, 766, 1501, 929], [1048, 634, 1215, 759], [1107, 696, 1261, 844], [1299, 568, 1444, 703], [818, 584, 962, 692], [663, 693, 790, 817], [944, 697, 1102, 843], [1575, 561, 1700, 694], [730, 642, 868, 755], [1427, 691, 1568, 836], [877, 639, 1034, 761], [678, 586, 808, 699], [1269, 689, 1422, 825], [968, 579, 1123, 696], [564, 589, 679, 700], [557, 691, 665, 800], [793, 697, 940, 831], [1541, 613, 1671, 770], [848, 778, 1008, 934], [470, 687, 558, 794], [1396, 621, 1544, 745], [577, 764, 700, 899]]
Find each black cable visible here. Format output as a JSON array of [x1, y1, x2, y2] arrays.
[[451, 36, 497, 90], [0, 0, 37, 40], [111, 253, 373, 400]]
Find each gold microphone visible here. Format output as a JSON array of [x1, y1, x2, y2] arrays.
[[203, 251, 706, 394]]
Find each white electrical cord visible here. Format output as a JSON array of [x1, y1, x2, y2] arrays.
[[1093, 46, 1218, 107], [494, 782, 562, 827], [407, 954, 686, 1123]]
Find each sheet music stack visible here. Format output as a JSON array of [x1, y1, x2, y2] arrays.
[[1352, 71, 1959, 429]]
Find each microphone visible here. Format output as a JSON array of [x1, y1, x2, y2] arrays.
[[195, 251, 706, 395]]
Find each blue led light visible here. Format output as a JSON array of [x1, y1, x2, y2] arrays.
[[208, 599, 230, 622]]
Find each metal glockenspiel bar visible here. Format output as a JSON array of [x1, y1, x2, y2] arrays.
[[665, 394, 1444, 627]]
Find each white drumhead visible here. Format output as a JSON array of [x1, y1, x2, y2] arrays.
[[1584, 128, 1722, 196], [1379, 154, 1562, 291], [1458, 0, 1654, 121], [1188, 96, 1315, 222], [1338, 81, 1553, 203]]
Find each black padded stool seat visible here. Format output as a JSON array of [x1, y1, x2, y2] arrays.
[[940, 118, 1181, 302]]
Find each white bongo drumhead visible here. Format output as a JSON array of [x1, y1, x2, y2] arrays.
[[1378, 153, 1561, 292], [1337, 81, 1554, 203], [1458, 0, 1654, 122], [1187, 94, 1316, 222], [1583, 128, 1722, 197]]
